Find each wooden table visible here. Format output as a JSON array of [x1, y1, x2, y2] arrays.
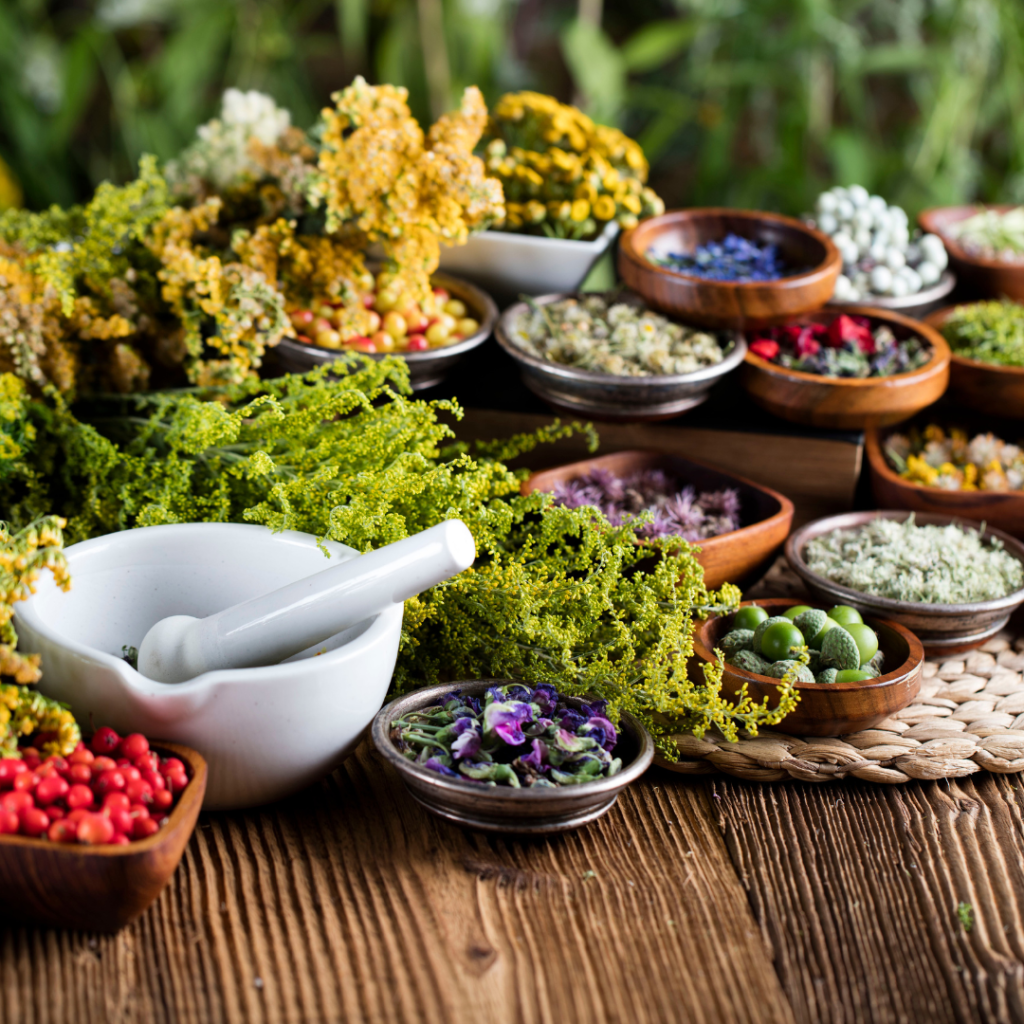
[[3, 740, 1024, 1024]]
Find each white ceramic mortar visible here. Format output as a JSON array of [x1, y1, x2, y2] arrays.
[[14, 523, 405, 810]]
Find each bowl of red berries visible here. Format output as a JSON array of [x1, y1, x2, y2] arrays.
[[0, 728, 207, 932], [738, 306, 951, 429], [270, 271, 498, 390]]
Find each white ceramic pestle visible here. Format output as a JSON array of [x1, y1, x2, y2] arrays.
[[137, 520, 475, 683]]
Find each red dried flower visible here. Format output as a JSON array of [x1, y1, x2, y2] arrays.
[[749, 338, 780, 360], [827, 314, 875, 354]]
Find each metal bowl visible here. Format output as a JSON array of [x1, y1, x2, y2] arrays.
[[494, 292, 747, 422], [786, 510, 1024, 656], [270, 272, 498, 391], [371, 680, 654, 834], [826, 270, 956, 320]]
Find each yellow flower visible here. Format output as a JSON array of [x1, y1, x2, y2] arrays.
[[570, 199, 590, 222], [592, 195, 617, 221]]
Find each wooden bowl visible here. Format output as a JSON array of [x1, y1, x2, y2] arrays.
[[924, 304, 1024, 418], [866, 422, 1024, 539], [693, 598, 924, 736], [919, 205, 1024, 301], [785, 511, 1024, 656], [738, 306, 951, 430], [618, 209, 842, 329], [521, 449, 794, 590], [0, 741, 207, 932]]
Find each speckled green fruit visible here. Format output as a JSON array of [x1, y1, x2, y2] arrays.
[[733, 605, 769, 631], [730, 649, 772, 675], [835, 669, 873, 683], [821, 625, 861, 671], [816, 668, 839, 684], [783, 604, 813, 620], [767, 659, 815, 683], [760, 621, 804, 661], [808, 616, 840, 650], [793, 609, 827, 643], [720, 629, 754, 654], [859, 663, 880, 679], [845, 622, 879, 664], [752, 615, 790, 654], [829, 605, 863, 627]]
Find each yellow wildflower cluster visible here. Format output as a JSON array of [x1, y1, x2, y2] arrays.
[[311, 78, 503, 308], [888, 424, 1024, 492], [484, 91, 664, 240]]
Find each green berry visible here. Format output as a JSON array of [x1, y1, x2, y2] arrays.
[[752, 615, 790, 655], [767, 659, 815, 683], [821, 626, 861, 671], [729, 649, 772, 675], [760, 621, 805, 662], [808, 616, 840, 650], [720, 629, 754, 654], [793, 609, 827, 643], [783, 604, 813, 620], [858, 663, 880, 679], [829, 605, 863, 627], [815, 668, 839, 684], [733, 605, 769, 631], [845, 622, 879, 664], [835, 669, 873, 683]]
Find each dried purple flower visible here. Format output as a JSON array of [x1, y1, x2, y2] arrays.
[[424, 757, 459, 777], [483, 700, 534, 746], [449, 718, 482, 760]]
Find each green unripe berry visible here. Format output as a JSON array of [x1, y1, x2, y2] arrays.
[[809, 617, 840, 650], [783, 604, 813, 620], [845, 622, 879, 665], [767, 659, 815, 683], [793, 608, 827, 642], [760, 621, 805, 662], [821, 625, 861, 671], [729, 649, 772, 675], [835, 669, 873, 683], [720, 629, 755, 655], [752, 616, 791, 655], [829, 605, 864, 627], [815, 668, 839, 684], [733, 605, 769, 631]]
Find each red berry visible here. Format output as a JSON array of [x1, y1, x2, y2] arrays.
[[77, 813, 115, 845], [120, 734, 149, 760], [35, 762, 59, 780], [102, 792, 130, 813], [19, 807, 49, 837], [120, 766, 141, 784], [34, 775, 69, 805], [21, 746, 40, 764], [90, 726, 121, 756], [12, 771, 37, 793], [133, 817, 159, 840], [116, 758, 132, 769], [1, 790, 32, 813], [68, 763, 91, 785], [92, 756, 117, 773], [129, 803, 150, 822], [0, 759, 27, 788], [108, 809, 133, 835], [47, 819, 77, 843], [45, 805, 65, 822], [66, 784, 94, 810], [125, 779, 153, 805], [134, 752, 159, 773], [110, 833, 131, 846], [44, 755, 69, 775], [94, 769, 126, 796], [68, 747, 94, 766], [165, 770, 189, 794], [142, 769, 166, 791], [65, 808, 90, 827], [152, 789, 173, 811], [0, 809, 19, 834]]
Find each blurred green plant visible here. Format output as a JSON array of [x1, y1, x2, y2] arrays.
[[2, 0, 1023, 218]]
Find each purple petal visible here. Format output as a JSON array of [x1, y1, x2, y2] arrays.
[[483, 700, 534, 746], [532, 684, 558, 715], [520, 738, 549, 770], [424, 757, 459, 778], [450, 718, 482, 760]]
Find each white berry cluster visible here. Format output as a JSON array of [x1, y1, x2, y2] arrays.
[[809, 184, 948, 303]]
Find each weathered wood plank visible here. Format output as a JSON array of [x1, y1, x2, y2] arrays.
[[0, 746, 793, 1024], [710, 773, 1024, 1024]]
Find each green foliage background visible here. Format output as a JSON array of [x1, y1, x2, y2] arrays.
[[2, 0, 1023, 217]]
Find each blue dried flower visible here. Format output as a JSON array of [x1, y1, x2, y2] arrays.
[[424, 757, 459, 777]]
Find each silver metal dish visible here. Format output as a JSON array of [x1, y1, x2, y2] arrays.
[[371, 680, 654, 834], [494, 292, 747, 422], [827, 270, 956, 321], [270, 272, 498, 391], [786, 510, 1024, 655]]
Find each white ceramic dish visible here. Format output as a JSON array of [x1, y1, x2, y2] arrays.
[[14, 524, 404, 810], [437, 221, 619, 298]]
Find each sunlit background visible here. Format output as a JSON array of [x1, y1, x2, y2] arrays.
[[1, 0, 1022, 215]]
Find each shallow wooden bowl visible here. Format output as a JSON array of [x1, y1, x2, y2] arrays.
[[618, 209, 842, 329], [522, 449, 794, 590], [786, 510, 1024, 656], [738, 306, 951, 430], [919, 205, 1024, 301], [0, 741, 207, 932], [866, 422, 1024, 539], [924, 304, 1024, 418], [693, 598, 924, 736]]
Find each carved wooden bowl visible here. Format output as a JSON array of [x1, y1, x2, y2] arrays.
[[521, 449, 794, 591], [692, 598, 924, 736], [738, 306, 950, 430], [618, 209, 842, 329], [0, 741, 207, 931]]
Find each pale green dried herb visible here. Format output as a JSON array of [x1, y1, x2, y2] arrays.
[[940, 301, 1024, 368]]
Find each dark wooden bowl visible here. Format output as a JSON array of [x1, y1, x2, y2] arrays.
[[522, 449, 794, 590], [617, 209, 842, 329], [866, 422, 1024, 539], [738, 306, 951, 430], [924, 304, 1024, 418], [919, 205, 1024, 301], [693, 598, 924, 736], [0, 741, 207, 932]]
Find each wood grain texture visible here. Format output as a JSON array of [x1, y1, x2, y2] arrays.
[[618, 210, 842, 329], [709, 773, 1024, 1024], [0, 743, 793, 1024]]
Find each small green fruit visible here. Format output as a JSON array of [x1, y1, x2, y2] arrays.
[[730, 649, 772, 675], [752, 616, 790, 654], [733, 605, 770, 631], [809, 616, 840, 650], [720, 629, 755, 654], [845, 622, 879, 664], [760, 621, 805, 662], [821, 625, 861, 671], [829, 605, 864, 627], [859, 663, 880, 679], [835, 669, 873, 683], [783, 604, 813, 620], [767, 659, 815, 683], [815, 668, 839, 684], [793, 608, 827, 642]]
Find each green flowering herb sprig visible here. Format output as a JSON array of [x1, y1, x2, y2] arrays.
[[0, 358, 798, 747]]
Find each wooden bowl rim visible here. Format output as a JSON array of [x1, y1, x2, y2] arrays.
[[919, 205, 1024, 271], [865, 422, 1024, 500], [693, 598, 924, 692], [0, 740, 207, 857], [520, 448, 796, 548], [620, 208, 843, 288], [741, 305, 951, 387], [925, 303, 1024, 377], [785, 510, 1024, 615]]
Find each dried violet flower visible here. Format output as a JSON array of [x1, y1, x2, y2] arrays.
[[551, 468, 741, 542], [390, 684, 622, 788]]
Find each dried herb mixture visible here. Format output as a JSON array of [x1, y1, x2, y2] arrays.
[[939, 301, 1024, 368], [886, 425, 1024, 492]]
